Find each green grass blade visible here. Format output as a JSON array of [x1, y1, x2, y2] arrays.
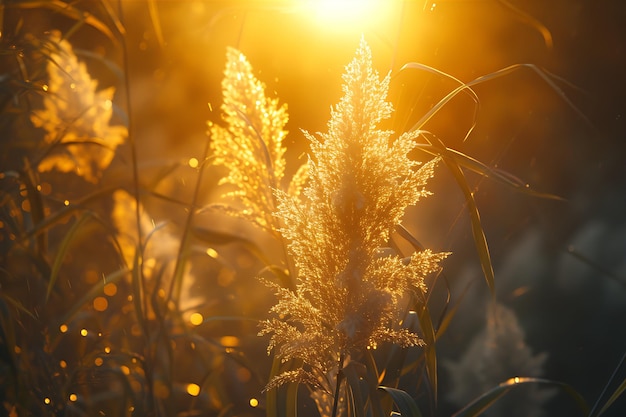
[[590, 350, 626, 417], [451, 377, 588, 417], [416, 301, 437, 404], [423, 135, 495, 296], [415, 142, 564, 201], [378, 386, 423, 417], [21, 185, 118, 243], [343, 362, 366, 417], [54, 266, 126, 328], [435, 281, 473, 341], [45, 211, 92, 304], [265, 358, 302, 417], [0, 293, 37, 321], [597, 377, 626, 417]]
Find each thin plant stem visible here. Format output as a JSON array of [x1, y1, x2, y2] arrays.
[[168, 137, 212, 305], [117, 2, 156, 414], [332, 351, 345, 417]]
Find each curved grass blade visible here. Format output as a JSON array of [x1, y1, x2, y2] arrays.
[[422, 134, 495, 296], [567, 246, 626, 290], [416, 300, 437, 404], [343, 362, 366, 417], [408, 63, 592, 134], [415, 142, 564, 201], [21, 185, 118, 243], [452, 377, 588, 417], [45, 211, 92, 304], [265, 357, 301, 417], [54, 266, 126, 328], [378, 386, 423, 417], [434, 280, 473, 342], [9, 1, 118, 45], [495, 0, 553, 49], [396, 62, 480, 142], [0, 293, 37, 321]]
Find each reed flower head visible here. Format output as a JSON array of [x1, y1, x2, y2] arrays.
[[111, 190, 202, 315], [260, 39, 448, 390], [444, 303, 553, 417], [30, 31, 127, 183], [209, 47, 302, 231]]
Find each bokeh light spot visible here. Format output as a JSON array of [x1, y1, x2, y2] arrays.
[[219, 336, 240, 348], [69, 393, 77, 402], [250, 398, 259, 408], [93, 296, 108, 312], [189, 312, 203, 326], [80, 328, 88, 337], [188, 157, 199, 168], [104, 282, 117, 296], [186, 383, 200, 396]]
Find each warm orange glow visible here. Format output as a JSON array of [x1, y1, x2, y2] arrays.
[[186, 383, 201, 396], [93, 296, 108, 311], [249, 398, 259, 408], [104, 282, 117, 296], [59, 324, 68, 333], [237, 367, 251, 382], [189, 312, 203, 326], [302, 0, 392, 32], [69, 393, 77, 402], [219, 336, 240, 348], [80, 328, 88, 337]]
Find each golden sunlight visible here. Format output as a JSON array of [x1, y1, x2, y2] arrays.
[[302, 0, 391, 31]]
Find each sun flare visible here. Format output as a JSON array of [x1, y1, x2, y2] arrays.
[[302, 0, 391, 30]]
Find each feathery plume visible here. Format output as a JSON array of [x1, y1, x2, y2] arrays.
[[209, 47, 304, 231], [260, 39, 448, 394], [30, 31, 127, 183]]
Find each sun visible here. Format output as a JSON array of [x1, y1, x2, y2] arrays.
[[302, 0, 392, 31]]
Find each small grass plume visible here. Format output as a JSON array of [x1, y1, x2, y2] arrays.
[[30, 30, 127, 183]]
